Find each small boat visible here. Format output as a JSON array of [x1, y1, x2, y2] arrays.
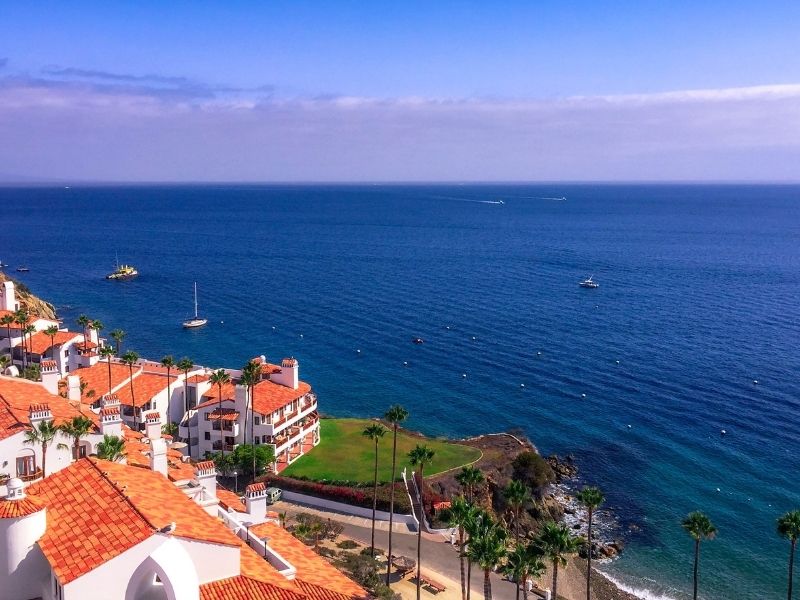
[[0, 260, 7, 268], [106, 254, 138, 280], [579, 276, 599, 289], [182, 282, 208, 328], [412, 337, 424, 344], [16, 266, 30, 273]]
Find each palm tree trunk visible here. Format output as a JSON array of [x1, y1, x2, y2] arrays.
[[693, 539, 700, 600], [371, 438, 378, 557], [129, 365, 137, 430], [166, 367, 172, 431], [468, 557, 473, 600], [183, 373, 189, 413], [386, 424, 398, 585], [41, 442, 47, 478], [788, 540, 795, 600], [218, 387, 224, 457], [522, 571, 529, 600], [459, 527, 466, 600], [552, 561, 558, 600], [586, 508, 593, 600], [106, 357, 112, 394], [515, 575, 520, 600], [515, 507, 520, 542], [250, 386, 256, 477], [416, 464, 425, 600], [483, 569, 492, 600]]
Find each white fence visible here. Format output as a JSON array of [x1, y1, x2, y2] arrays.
[[280, 489, 418, 525]]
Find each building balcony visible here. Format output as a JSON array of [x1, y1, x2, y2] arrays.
[[18, 468, 43, 482], [211, 441, 237, 452]]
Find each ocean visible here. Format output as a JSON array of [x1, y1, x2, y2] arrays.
[[2, 184, 799, 599]]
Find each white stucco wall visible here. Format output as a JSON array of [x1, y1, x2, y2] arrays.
[[280, 490, 416, 524]]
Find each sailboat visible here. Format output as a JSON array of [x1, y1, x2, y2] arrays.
[[182, 282, 208, 328]]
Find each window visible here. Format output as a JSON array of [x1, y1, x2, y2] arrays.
[[255, 437, 260, 445], [16, 455, 36, 477], [254, 415, 261, 426], [204, 432, 211, 441], [262, 435, 269, 444], [72, 445, 87, 460], [204, 412, 210, 421]]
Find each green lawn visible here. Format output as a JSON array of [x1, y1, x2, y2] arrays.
[[282, 418, 481, 483]]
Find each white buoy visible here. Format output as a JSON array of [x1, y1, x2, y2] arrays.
[[462, 373, 467, 378], [581, 393, 586, 398], [220, 320, 224, 324], [537, 351, 542, 356], [721, 429, 726, 435], [520, 383, 525, 388], [615, 360, 620, 364], [716, 488, 721, 493], [403, 361, 408, 366], [627, 424, 632, 428], [446, 326, 450, 330], [272, 326, 276, 330], [753, 379, 759, 384], [357, 349, 361, 354], [472, 336, 476, 341]]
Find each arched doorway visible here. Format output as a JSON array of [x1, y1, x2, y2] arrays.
[[125, 538, 199, 600]]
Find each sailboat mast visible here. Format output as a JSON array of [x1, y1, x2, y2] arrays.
[[194, 282, 199, 318]]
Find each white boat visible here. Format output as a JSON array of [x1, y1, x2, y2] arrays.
[[182, 282, 208, 328], [579, 275, 599, 288]]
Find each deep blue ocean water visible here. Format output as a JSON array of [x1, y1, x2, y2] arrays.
[[2, 184, 799, 599]]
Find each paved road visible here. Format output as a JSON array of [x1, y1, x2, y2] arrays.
[[273, 501, 527, 600]]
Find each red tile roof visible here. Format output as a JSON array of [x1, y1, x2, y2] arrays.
[[64, 362, 135, 399], [216, 487, 246, 512], [197, 379, 311, 417], [200, 577, 305, 600], [0, 376, 99, 441], [209, 408, 240, 421], [249, 522, 367, 599], [0, 495, 45, 519], [27, 330, 82, 355], [115, 372, 171, 408]]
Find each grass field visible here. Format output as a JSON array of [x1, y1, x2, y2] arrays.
[[281, 418, 481, 483]]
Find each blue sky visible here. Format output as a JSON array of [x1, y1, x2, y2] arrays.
[[2, 1, 800, 181]]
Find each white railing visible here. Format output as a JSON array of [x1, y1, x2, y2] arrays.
[[216, 507, 296, 579]]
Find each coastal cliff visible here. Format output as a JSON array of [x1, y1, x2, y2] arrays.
[[0, 272, 58, 320]]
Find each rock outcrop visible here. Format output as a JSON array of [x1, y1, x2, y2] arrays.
[[0, 273, 58, 320]]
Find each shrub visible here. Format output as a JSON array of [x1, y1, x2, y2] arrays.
[[261, 474, 412, 513], [512, 451, 554, 495], [318, 547, 337, 558], [337, 540, 359, 550]]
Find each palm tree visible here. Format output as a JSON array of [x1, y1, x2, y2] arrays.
[[384, 404, 409, 585], [44, 325, 59, 359], [121, 350, 140, 429], [536, 520, 582, 600], [1, 314, 14, 363], [778, 510, 800, 600], [503, 543, 545, 600], [409, 444, 435, 600], [23, 419, 59, 478], [240, 360, 262, 474], [110, 328, 126, 354], [681, 511, 717, 600], [96, 434, 126, 462], [447, 496, 477, 600], [178, 357, 194, 413], [13, 309, 29, 369], [576, 486, 605, 600], [22, 324, 36, 372], [456, 465, 485, 503], [504, 479, 530, 542], [466, 516, 508, 600], [59, 415, 95, 461], [77, 379, 95, 413], [99, 345, 115, 395], [362, 423, 387, 557], [209, 369, 231, 456], [160, 355, 176, 431], [76, 314, 91, 344]]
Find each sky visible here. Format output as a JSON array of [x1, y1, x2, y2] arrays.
[[1, 1, 800, 182]]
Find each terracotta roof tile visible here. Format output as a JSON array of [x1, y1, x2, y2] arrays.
[[0, 496, 44, 518], [249, 523, 367, 599], [200, 577, 305, 600], [63, 362, 134, 398], [215, 487, 245, 512], [27, 330, 82, 355]]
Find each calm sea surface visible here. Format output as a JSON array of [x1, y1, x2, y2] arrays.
[[2, 184, 799, 599]]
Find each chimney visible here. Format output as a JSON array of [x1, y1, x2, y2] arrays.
[[28, 403, 53, 425], [195, 460, 218, 499], [100, 397, 123, 438], [0, 280, 16, 312], [144, 411, 161, 441], [66, 375, 81, 402], [245, 482, 267, 520], [234, 384, 248, 415], [40, 360, 60, 395], [272, 358, 299, 390], [88, 324, 99, 345]]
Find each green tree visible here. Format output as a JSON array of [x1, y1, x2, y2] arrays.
[[465, 516, 508, 600], [681, 511, 717, 600], [503, 543, 545, 600], [240, 360, 262, 474], [43, 325, 59, 358], [23, 419, 60, 478], [230, 443, 274, 480], [96, 434, 126, 462], [409, 444, 435, 600], [121, 350, 140, 429], [209, 369, 231, 456], [58, 415, 95, 461], [576, 486, 605, 600], [504, 479, 530, 542], [99, 345, 115, 395], [177, 357, 194, 413], [110, 328, 126, 354], [13, 309, 29, 371], [446, 496, 478, 600], [456, 465, 485, 503], [76, 314, 91, 345], [362, 423, 387, 557], [536, 521, 582, 600], [160, 355, 176, 431], [384, 404, 409, 585], [778, 510, 800, 600], [1, 314, 15, 363]]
